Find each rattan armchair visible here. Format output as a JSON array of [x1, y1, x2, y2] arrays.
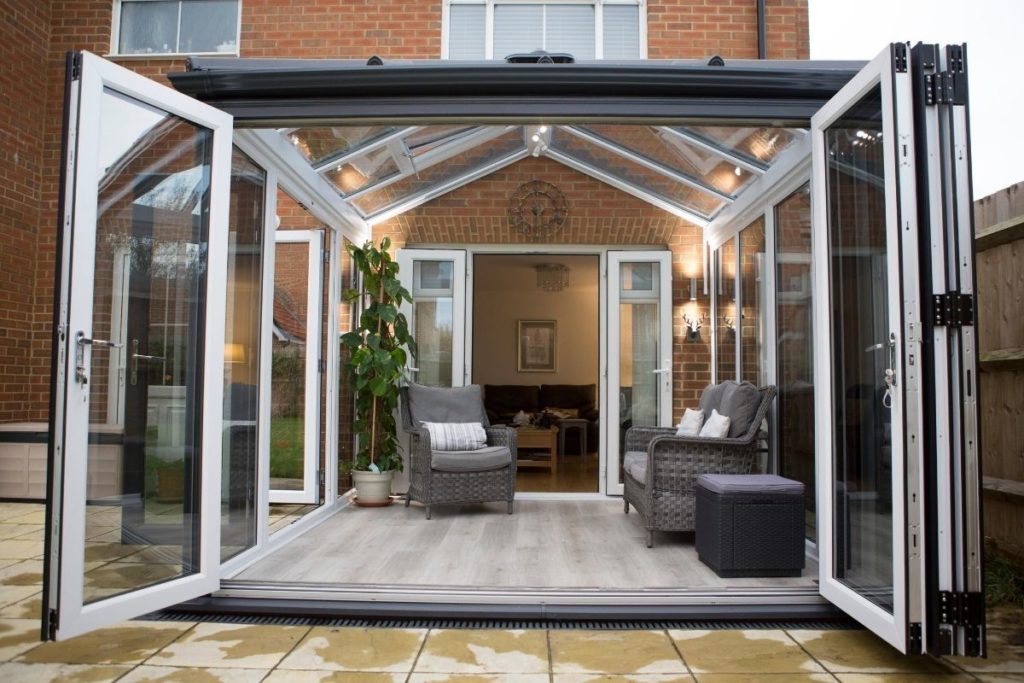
[[623, 384, 777, 547], [400, 385, 517, 519]]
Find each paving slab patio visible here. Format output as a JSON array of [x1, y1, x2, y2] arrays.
[[0, 502, 1016, 682]]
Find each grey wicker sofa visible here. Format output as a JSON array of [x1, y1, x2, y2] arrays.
[[400, 383, 517, 519], [623, 382, 777, 547]]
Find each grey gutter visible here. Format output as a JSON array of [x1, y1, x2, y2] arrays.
[[167, 58, 866, 125]]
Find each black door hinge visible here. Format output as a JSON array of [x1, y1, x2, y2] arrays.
[[939, 590, 984, 626], [925, 72, 952, 105], [70, 52, 82, 80], [893, 43, 909, 72], [46, 608, 58, 640], [319, 358, 327, 373], [932, 292, 974, 327], [908, 622, 923, 654]]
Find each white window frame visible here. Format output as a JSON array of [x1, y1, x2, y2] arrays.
[[109, 0, 243, 59], [441, 0, 647, 60]]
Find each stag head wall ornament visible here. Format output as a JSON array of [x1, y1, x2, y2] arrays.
[[682, 312, 705, 342], [722, 315, 736, 338]]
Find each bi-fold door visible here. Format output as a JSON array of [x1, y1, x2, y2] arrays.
[[811, 43, 984, 655]]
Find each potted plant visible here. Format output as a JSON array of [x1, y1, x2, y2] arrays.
[[340, 237, 416, 506]]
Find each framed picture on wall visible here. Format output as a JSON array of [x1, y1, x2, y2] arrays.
[[518, 320, 556, 372]]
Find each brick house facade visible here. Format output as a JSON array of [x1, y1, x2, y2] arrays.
[[0, 0, 809, 423]]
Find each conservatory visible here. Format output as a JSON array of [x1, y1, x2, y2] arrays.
[[43, 44, 983, 659]]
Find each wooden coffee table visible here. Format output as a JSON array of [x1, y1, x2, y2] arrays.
[[515, 425, 559, 474]]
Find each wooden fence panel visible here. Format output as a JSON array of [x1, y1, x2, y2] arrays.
[[974, 182, 1024, 562]]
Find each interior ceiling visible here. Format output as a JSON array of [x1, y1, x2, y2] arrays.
[[281, 123, 806, 227]]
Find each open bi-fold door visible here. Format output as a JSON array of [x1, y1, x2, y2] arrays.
[[43, 51, 233, 640], [811, 43, 984, 656]]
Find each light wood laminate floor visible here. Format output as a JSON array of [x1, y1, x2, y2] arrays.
[[236, 499, 818, 590]]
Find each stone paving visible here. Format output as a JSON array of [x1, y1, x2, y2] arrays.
[[0, 503, 1021, 682]]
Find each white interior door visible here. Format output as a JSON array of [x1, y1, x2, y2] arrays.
[[396, 250, 467, 388], [269, 230, 324, 504], [606, 251, 673, 495], [44, 51, 232, 640], [811, 43, 925, 653]]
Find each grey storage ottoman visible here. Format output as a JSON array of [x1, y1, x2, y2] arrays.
[[695, 474, 805, 578]]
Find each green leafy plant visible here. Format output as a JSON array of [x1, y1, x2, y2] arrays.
[[340, 237, 417, 472]]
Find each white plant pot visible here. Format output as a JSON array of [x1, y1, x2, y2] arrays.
[[352, 469, 395, 507]]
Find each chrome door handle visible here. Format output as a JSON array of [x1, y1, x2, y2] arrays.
[[652, 368, 670, 374], [130, 339, 164, 386], [74, 331, 123, 385]]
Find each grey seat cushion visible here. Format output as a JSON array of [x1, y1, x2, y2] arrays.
[[696, 473, 804, 495], [408, 383, 489, 427], [698, 381, 761, 438], [431, 445, 511, 473], [720, 381, 761, 438], [623, 450, 647, 483]]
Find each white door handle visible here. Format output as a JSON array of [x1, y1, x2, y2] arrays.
[[652, 368, 670, 375]]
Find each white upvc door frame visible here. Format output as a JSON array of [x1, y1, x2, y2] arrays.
[[270, 229, 325, 505], [45, 51, 232, 640], [810, 43, 925, 653], [605, 250, 673, 495], [397, 249, 468, 388]]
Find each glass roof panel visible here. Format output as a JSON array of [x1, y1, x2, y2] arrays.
[[352, 127, 525, 217], [683, 126, 803, 166], [549, 128, 726, 218], [578, 124, 758, 197], [287, 125, 397, 165], [323, 150, 400, 196], [405, 125, 481, 156]]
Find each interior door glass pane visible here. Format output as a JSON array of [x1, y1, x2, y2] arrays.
[[775, 184, 815, 541], [825, 85, 893, 612], [545, 5, 595, 59], [270, 241, 310, 492], [449, 4, 486, 59], [740, 217, 765, 384], [179, 0, 238, 53], [602, 5, 640, 59], [221, 148, 265, 563], [715, 238, 737, 382], [84, 88, 211, 604], [618, 262, 660, 485], [411, 259, 455, 387], [494, 5, 544, 58], [118, 1, 178, 55]]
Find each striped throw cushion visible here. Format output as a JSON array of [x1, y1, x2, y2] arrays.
[[422, 422, 487, 451]]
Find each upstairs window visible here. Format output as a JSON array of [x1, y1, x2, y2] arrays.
[[446, 1, 644, 60], [114, 0, 240, 56]]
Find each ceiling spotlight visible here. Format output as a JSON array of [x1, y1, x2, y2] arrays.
[[538, 125, 549, 134], [532, 134, 541, 142], [734, 166, 742, 176]]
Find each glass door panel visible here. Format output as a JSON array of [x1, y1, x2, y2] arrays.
[[739, 218, 766, 385], [774, 184, 816, 542], [714, 238, 737, 382], [221, 147, 268, 563], [269, 230, 324, 505], [45, 51, 231, 640], [811, 44, 923, 653], [397, 250, 466, 388], [606, 252, 672, 494]]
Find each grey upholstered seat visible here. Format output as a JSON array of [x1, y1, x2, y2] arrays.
[[623, 382, 777, 547], [401, 384, 517, 519], [431, 446, 511, 473]]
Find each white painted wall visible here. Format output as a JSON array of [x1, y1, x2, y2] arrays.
[[472, 254, 599, 387], [808, 0, 1024, 199]]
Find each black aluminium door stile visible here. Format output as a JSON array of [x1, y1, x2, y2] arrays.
[[911, 42, 986, 657]]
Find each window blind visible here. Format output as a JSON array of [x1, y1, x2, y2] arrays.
[[493, 4, 545, 59], [603, 4, 641, 59], [448, 4, 486, 59]]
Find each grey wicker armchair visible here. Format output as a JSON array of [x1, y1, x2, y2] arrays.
[[623, 383, 777, 547], [400, 384, 517, 519]]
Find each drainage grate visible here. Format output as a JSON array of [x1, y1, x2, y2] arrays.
[[138, 610, 859, 631]]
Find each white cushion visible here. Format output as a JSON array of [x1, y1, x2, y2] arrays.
[[675, 408, 704, 437], [422, 422, 487, 451], [698, 409, 731, 439]]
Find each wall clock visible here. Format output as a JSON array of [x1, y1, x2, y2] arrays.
[[507, 180, 569, 239]]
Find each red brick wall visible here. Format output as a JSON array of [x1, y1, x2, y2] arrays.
[[373, 155, 712, 416], [8, 0, 808, 422], [0, 0, 51, 422]]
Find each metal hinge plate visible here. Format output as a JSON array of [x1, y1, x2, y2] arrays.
[[932, 292, 974, 327], [939, 590, 984, 626], [925, 72, 952, 105], [893, 43, 909, 72], [907, 623, 923, 654]]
